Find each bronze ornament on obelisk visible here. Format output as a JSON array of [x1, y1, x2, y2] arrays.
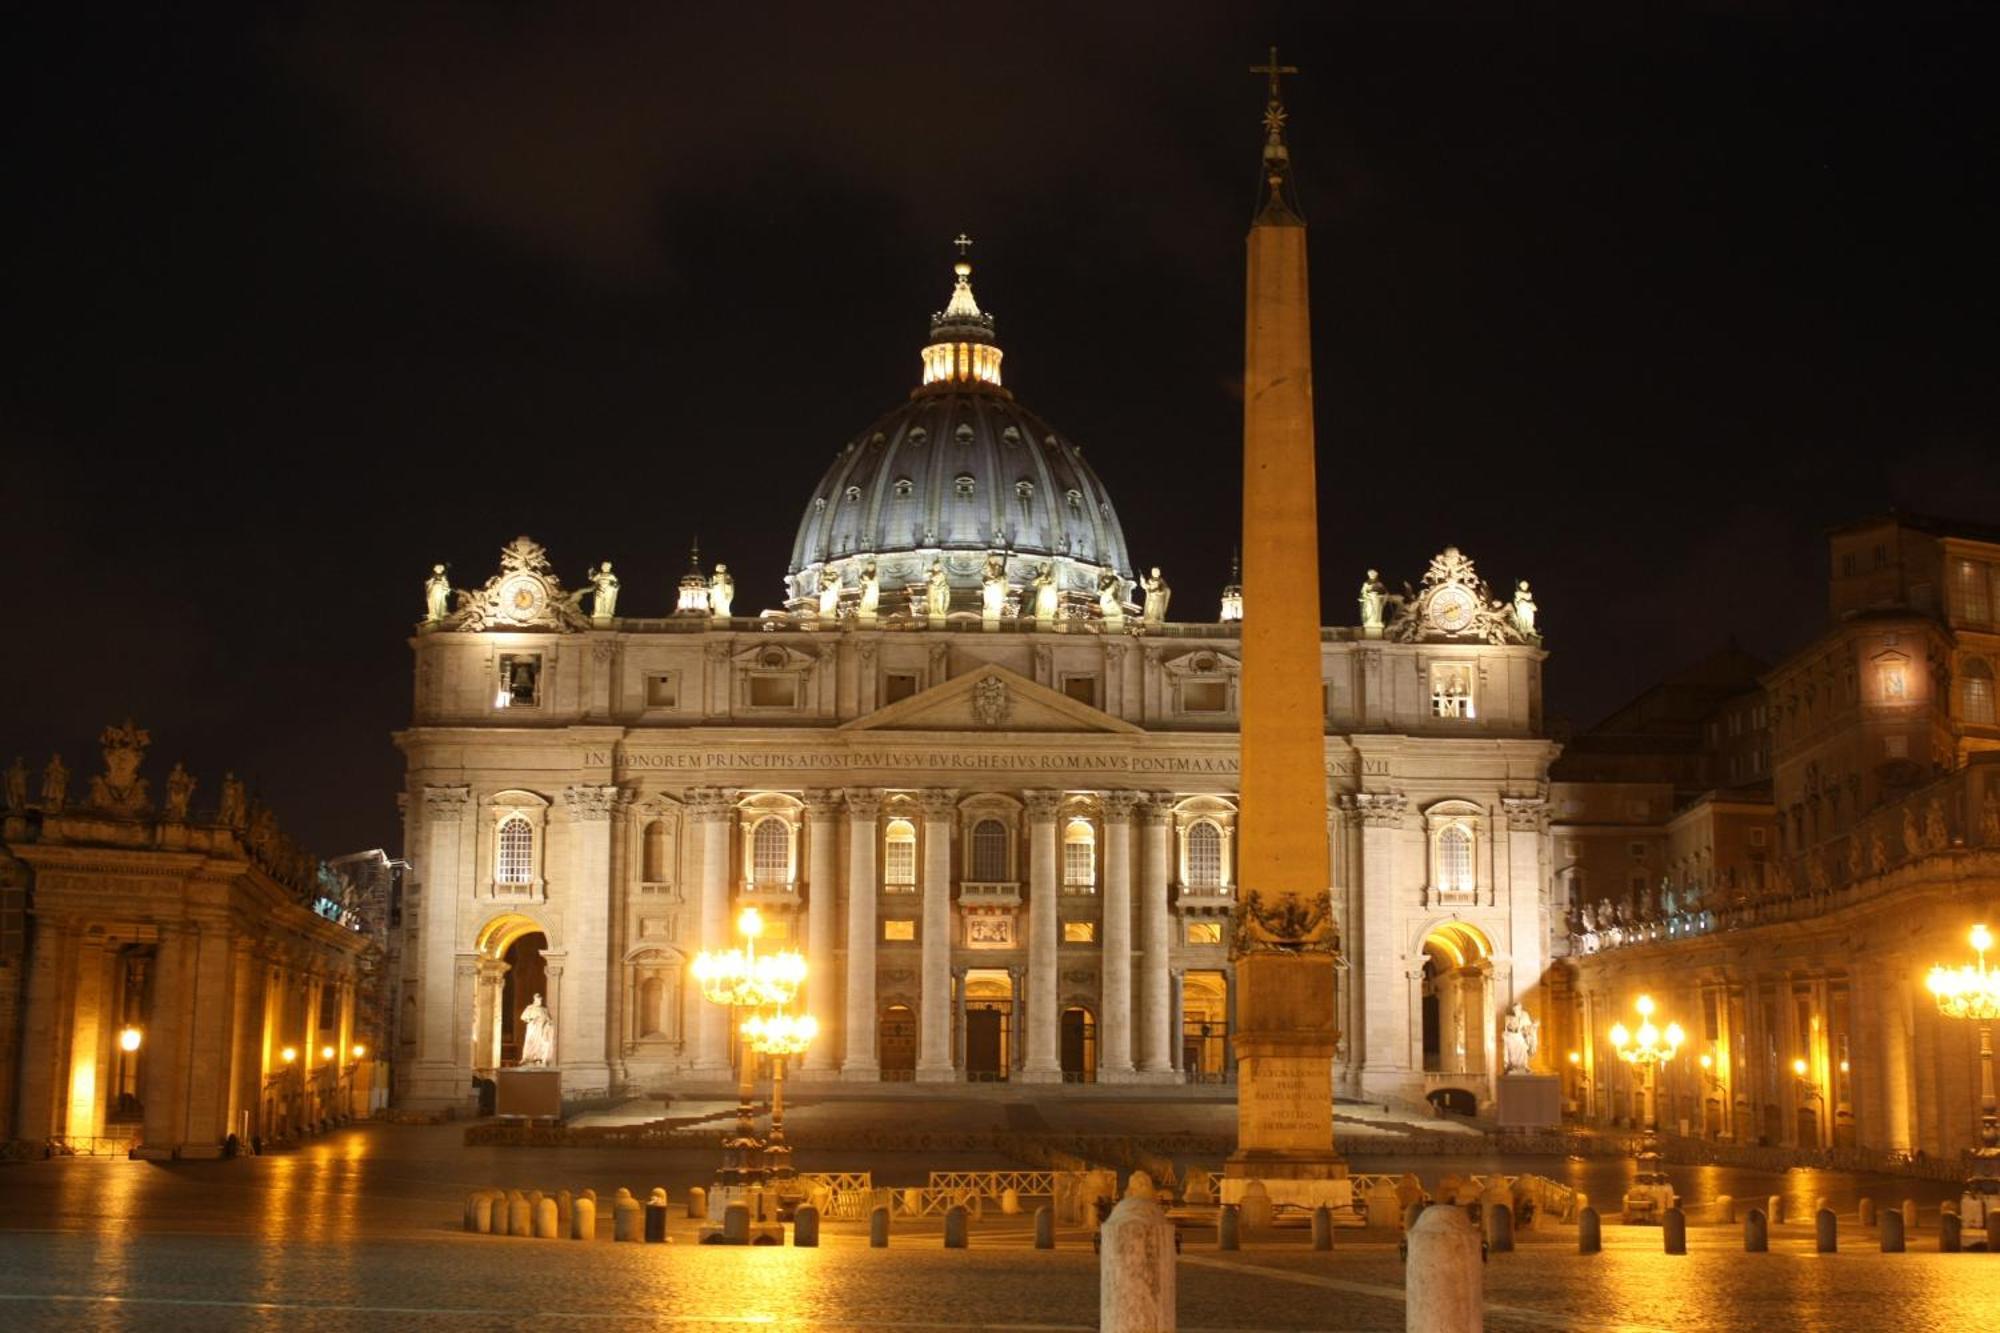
[[1225, 48, 1345, 1182]]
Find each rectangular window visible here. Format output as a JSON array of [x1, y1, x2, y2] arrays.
[[884, 672, 919, 704], [1185, 921, 1223, 945], [1181, 680, 1227, 713], [749, 674, 798, 708], [1063, 838, 1095, 887], [496, 654, 542, 709], [884, 838, 916, 889], [645, 673, 679, 708], [1429, 664, 1474, 719], [1063, 921, 1096, 944], [1062, 675, 1098, 707], [883, 920, 915, 942], [1956, 560, 1993, 625]]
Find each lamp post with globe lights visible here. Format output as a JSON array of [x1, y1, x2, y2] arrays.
[[1608, 994, 1684, 1139], [1926, 923, 2000, 1179], [743, 1010, 817, 1209], [692, 907, 805, 1241]]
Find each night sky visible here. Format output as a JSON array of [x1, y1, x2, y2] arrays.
[[7, 4, 1996, 856]]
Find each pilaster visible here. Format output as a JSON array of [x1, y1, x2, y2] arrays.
[[1098, 790, 1138, 1079], [1136, 795, 1174, 1076], [1020, 790, 1062, 1081], [559, 783, 618, 1096], [801, 789, 842, 1074], [841, 788, 882, 1079], [690, 787, 734, 1073], [916, 788, 958, 1081]]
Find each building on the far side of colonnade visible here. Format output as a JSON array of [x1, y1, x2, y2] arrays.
[[0, 722, 381, 1158], [392, 244, 1561, 1116], [1551, 513, 2000, 1156]]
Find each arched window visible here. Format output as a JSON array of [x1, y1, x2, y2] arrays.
[[1187, 821, 1223, 888], [884, 818, 917, 889], [497, 816, 534, 886], [971, 819, 1009, 881], [752, 818, 791, 886], [1062, 819, 1096, 889], [1965, 658, 1996, 726], [1436, 825, 1474, 895], [642, 820, 668, 883]]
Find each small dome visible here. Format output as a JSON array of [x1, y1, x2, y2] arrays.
[[786, 244, 1134, 614]]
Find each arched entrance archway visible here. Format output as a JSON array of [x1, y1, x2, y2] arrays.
[[964, 970, 1013, 1081], [1060, 1006, 1096, 1083], [471, 913, 552, 1074], [1420, 922, 1495, 1080], [879, 1005, 916, 1081]]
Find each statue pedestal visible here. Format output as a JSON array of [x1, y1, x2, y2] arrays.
[[496, 1067, 563, 1120], [1496, 1074, 1562, 1130], [1226, 952, 1345, 1180]]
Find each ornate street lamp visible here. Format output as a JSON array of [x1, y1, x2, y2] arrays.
[[692, 908, 806, 1228], [743, 1010, 817, 1207], [1926, 923, 2000, 1173], [1608, 994, 1684, 1138]]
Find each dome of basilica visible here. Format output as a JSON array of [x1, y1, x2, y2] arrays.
[[785, 245, 1134, 617]]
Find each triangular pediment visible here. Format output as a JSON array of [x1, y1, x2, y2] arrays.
[[841, 663, 1142, 735]]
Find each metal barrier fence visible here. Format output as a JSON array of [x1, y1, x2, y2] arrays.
[[43, 1134, 141, 1157], [928, 1170, 1057, 1199]]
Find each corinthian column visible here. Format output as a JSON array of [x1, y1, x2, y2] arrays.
[[561, 783, 618, 1096], [841, 788, 882, 1080], [1137, 795, 1174, 1076], [801, 790, 843, 1075], [916, 788, 959, 1081], [414, 785, 471, 1108], [1099, 790, 1139, 1079], [690, 787, 734, 1074], [1021, 790, 1063, 1082]]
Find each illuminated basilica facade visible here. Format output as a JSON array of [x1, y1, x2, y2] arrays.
[[394, 251, 1560, 1110]]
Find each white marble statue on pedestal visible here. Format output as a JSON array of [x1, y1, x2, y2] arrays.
[[424, 564, 452, 624], [980, 553, 1008, 624], [588, 561, 620, 620], [816, 567, 842, 620], [1097, 571, 1125, 630], [1501, 1002, 1538, 1075], [709, 564, 735, 618], [1512, 580, 1538, 638], [1358, 569, 1386, 631], [925, 560, 950, 623], [1140, 567, 1170, 627], [520, 993, 556, 1067], [1030, 561, 1060, 626], [856, 558, 880, 623]]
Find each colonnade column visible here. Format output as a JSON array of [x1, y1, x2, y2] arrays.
[[178, 922, 240, 1155], [916, 788, 958, 1081], [561, 784, 617, 1096], [690, 787, 733, 1074], [1137, 795, 1174, 1076], [414, 785, 471, 1105], [840, 788, 882, 1080], [1021, 791, 1062, 1081], [1879, 963, 1914, 1153], [801, 790, 842, 1075], [1098, 790, 1139, 1079]]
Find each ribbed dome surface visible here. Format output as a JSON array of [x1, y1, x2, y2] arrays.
[[788, 386, 1132, 581]]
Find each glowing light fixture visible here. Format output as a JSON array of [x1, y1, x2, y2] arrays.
[[1929, 924, 2000, 1162], [352, 1044, 367, 1059], [281, 1046, 297, 1064], [118, 1026, 143, 1053], [321, 1045, 335, 1061]]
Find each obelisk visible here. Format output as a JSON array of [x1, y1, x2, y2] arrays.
[[1227, 48, 1344, 1181]]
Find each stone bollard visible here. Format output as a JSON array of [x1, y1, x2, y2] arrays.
[[1816, 1208, 1837, 1253], [645, 1190, 669, 1244], [572, 1195, 597, 1241], [1881, 1208, 1905, 1252], [1745, 1208, 1768, 1253], [1001, 1187, 1021, 1216], [1402, 1201, 1425, 1233], [1664, 1208, 1687, 1255], [1578, 1206, 1601, 1254], [466, 1191, 494, 1234], [686, 1186, 707, 1220], [509, 1190, 533, 1238], [1767, 1194, 1784, 1226], [613, 1197, 643, 1243], [1035, 1205, 1055, 1250], [1217, 1205, 1240, 1251], [1715, 1194, 1735, 1225], [723, 1201, 750, 1245], [556, 1190, 572, 1232], [1859, 1197, 1875, 1227], [1100, 1193, 1177, 1333], [1942, 1212, 1962, 1253], [794, 1204, 820, 1248], [1901, 1199, 1918, 1233], [1313, 1205, 1335, 1251], [1239, 1180, 1272, 1233], [1405, 1205, 1482, 1333], [944, 1204, 969, 1249], [870, 1204, 891, 1247], [1486, 1203, 1513, 1254], [531, 1197, 557, 1240]]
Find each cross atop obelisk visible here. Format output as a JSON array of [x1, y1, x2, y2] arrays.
[[1248, 46, 1302, 220]]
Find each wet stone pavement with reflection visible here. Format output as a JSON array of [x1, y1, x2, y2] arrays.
[[3, 1123, 1999, 1330]]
